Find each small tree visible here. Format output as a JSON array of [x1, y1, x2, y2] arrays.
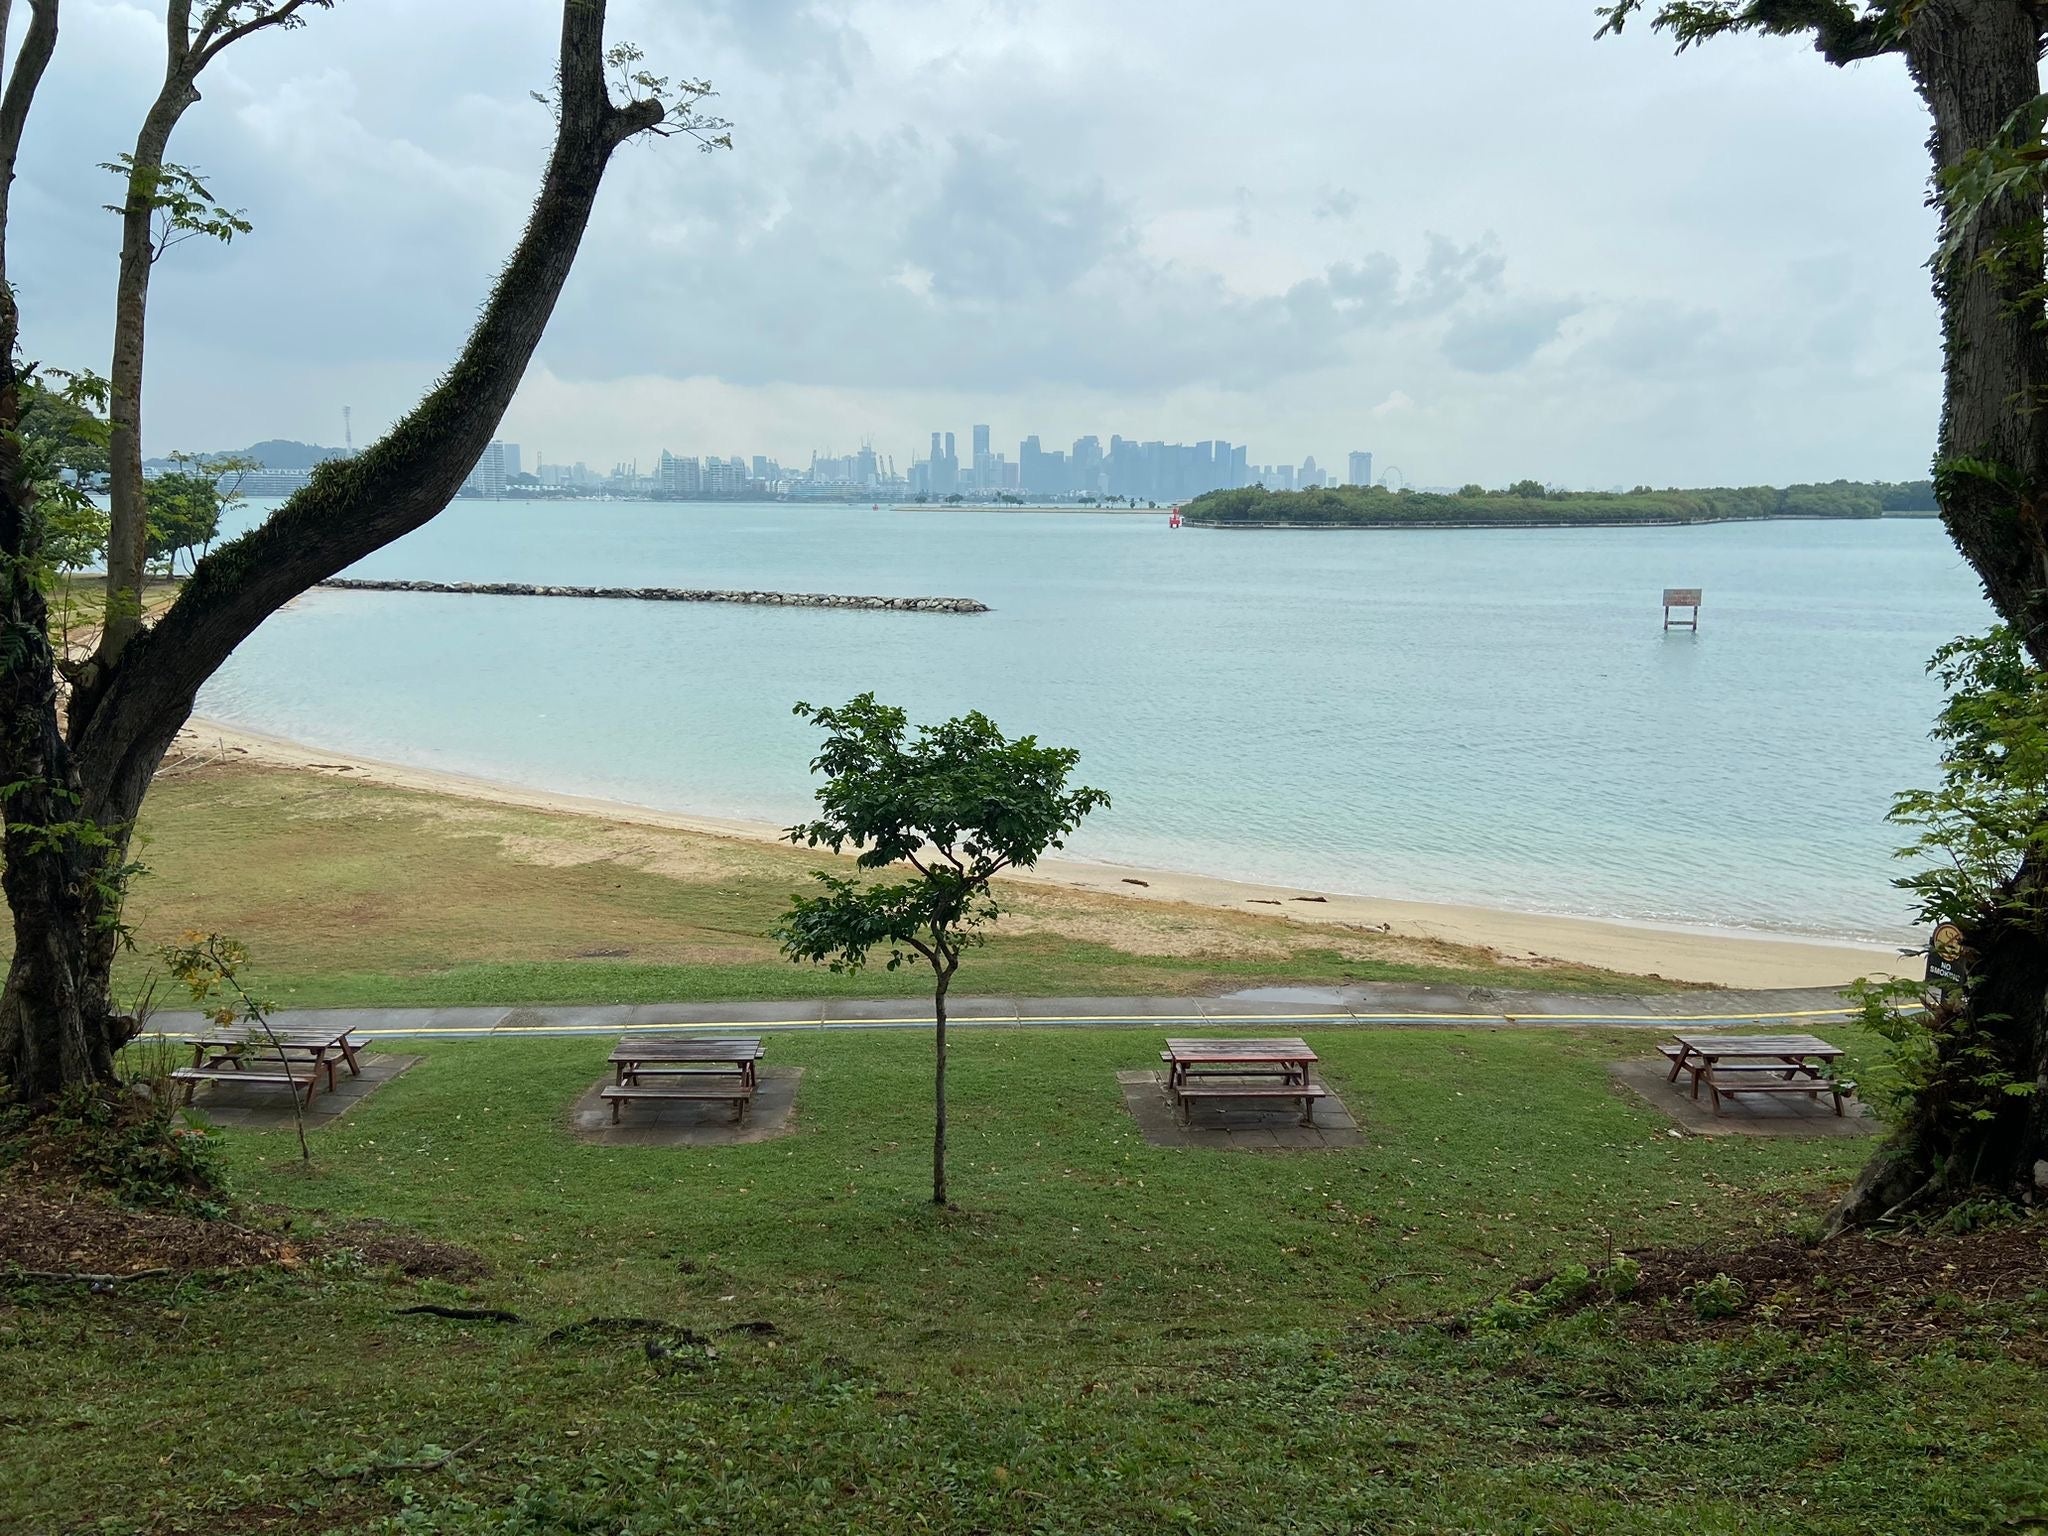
[[775, 695, 1108, 1206], [143, 452, 253, 575], [160, 932, 308, 1165], [142, 471, 219, 575]]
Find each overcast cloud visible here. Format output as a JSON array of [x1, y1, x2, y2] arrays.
[[16, 0, 1939, 484]]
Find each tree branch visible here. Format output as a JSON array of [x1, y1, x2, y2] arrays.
[[195, 0, 326, 70], [166, 0, 193, 67], [1597, 0, 1904, 63], [0, 0, 57, 262], [70, 0, 683, 816]]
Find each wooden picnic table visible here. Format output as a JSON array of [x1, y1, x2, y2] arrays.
[[1161, 1037, 1327, 1126], [603, 1037, 764, 1124], [171, 1026, 367, 1107], [1661, 1032, 1852, 1116]]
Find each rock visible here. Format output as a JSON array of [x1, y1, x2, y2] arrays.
[[319, 578, 987, 613], [2034, 1159, 2047, 1192]]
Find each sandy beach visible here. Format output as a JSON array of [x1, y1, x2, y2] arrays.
[[173, 715, 1900, 991]]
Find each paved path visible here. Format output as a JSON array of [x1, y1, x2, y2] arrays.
[[148, 981, 1860, 1043]]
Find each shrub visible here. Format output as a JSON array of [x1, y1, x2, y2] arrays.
[[1471, 1262, 1598, 1332], [9, 1089, 228, 1217], [1929, 1196, 2022, 1236], [1601, 1254, 1641, 1300], [1786, 1213, 1829, 1248], [1690, 1272, 1748, 1320]]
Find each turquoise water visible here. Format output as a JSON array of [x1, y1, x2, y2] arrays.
[[196, 501, 1991, 943]]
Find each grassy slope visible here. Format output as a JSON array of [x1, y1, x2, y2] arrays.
[[6, 1024, 2043, 1533], [114, 760, 1669, 1008]]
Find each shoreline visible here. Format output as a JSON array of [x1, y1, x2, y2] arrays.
[[173, 715, 1900, 991], [1184, 512, 1940, 532]]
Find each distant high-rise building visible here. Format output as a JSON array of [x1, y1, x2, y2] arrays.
[[500, 443, 521, 480], [971, 423, 992, 488], [654, 450, 702, 498], [462, 439, 513, 497], [1347, 451, 1374, 487], [926, 429, 960, 494]]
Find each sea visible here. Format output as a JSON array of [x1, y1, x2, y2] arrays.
[[193, 499, 1993, 945]]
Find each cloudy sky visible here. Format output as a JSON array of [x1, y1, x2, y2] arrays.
[[18, 1, 1937, 486]]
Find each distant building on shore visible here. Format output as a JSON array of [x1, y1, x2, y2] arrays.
[[460, 440, 520, 498], [1348, 451, 1375, 487]]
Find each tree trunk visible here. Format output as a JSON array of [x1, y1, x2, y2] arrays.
[[0, 276, 124, 1102], [96, 86, 194, 676], [0, 0, 667, 1110], [0, 0, 88, 1103], [932, 965, 950, 1207], [1910, 0, 2048, 663], [1838, 848, 2048, 1226], [1834, 0, 2048, 1224]]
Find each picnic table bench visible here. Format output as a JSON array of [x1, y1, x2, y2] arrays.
[[603, 1037, 763, 1123], [1162, 1037, 1327, 1126], [169, 1027, 367, 1107], [1660, 1033, 1852, 1116]]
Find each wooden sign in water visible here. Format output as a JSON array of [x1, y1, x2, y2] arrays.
[[1663, 588, 1702, 631]]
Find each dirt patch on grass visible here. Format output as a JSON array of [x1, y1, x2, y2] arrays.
[[0, 1175, 488, 1282], [0, 1178, 278, 1275], [1539, 1217, 2048, 1345]]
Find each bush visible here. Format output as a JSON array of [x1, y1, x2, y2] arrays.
[[1471, 1262, 1598, 1331], [1786, 1213, 1829, 1248], [5, 1089, 228, 1217], [1690, 1272, 1747, 1320], [1929, 1196, 2022, 1236], [1601, 1254, 1640, 1300]]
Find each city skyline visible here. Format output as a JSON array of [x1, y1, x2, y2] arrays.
[[211, 418, 1387, 501], [36, 3, 1938, 487], [450, 426, 1380, 501]]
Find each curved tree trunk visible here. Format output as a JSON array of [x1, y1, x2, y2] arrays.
[[0, 0, 666, 1108], [1838, 0, 2048, 1224]]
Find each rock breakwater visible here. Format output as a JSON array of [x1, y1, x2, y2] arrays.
[[319, 579, 988, 613]]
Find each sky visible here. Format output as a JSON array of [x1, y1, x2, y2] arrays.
[[15, 0, 1941, 486]]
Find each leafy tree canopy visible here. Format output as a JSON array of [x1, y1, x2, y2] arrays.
[[775, 694, 1107, 1205]]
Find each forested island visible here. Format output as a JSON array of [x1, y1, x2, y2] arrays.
[[1182, 479, 1937, 528]]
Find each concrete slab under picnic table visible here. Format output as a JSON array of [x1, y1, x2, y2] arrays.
[[568, 1066, 805, 1148], [1116, 1070, 1365, 1151], [1607, 1059, 1880, 1139], [175, 1051, 422, 1131]]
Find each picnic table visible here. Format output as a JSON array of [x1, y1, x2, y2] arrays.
[[1161, 1037, 1327, 1126], [603, 1037, 764, 1124], [170, 1026, 367, 1107], [1661, 1032, 1852, 1116]]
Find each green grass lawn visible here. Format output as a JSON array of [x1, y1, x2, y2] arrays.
[[7, 1022, 2045, 1533], [111, 761, 1674, 1008]]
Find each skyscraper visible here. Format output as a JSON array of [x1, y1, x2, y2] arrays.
[[463, 439, 511, 496], [1348, 451, 1375, 487]]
